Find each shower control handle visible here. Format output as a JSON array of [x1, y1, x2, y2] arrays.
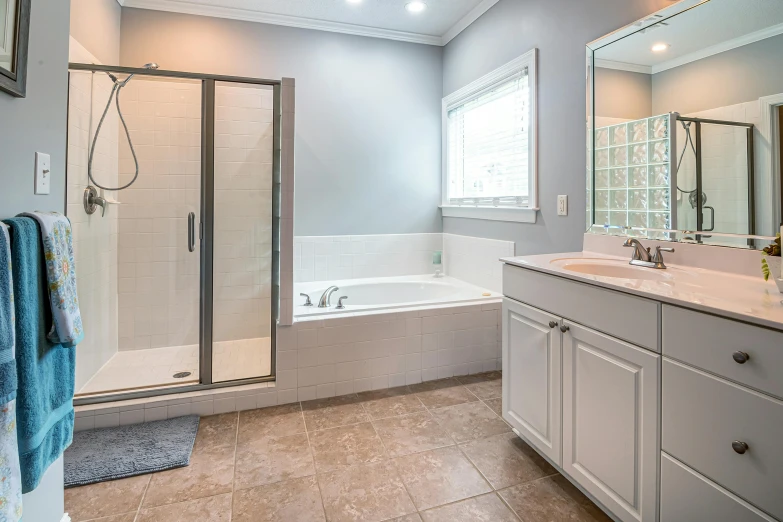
[[188, 212, 196, 253]]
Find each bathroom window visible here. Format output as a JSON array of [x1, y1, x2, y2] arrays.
[[442, 49, 538, 223]]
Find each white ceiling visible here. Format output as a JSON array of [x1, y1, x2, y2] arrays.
[[118, 0, 500, 45], [595, 0, 783, 73]]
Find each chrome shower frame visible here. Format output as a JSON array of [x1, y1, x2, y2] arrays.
[[66, 63, 283, 405]]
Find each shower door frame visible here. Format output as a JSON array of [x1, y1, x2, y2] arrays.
[[67, 63, 281, 405]]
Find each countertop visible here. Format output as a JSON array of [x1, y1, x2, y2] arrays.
[[501, 252, 783, 331]]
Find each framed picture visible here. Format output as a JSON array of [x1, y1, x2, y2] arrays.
[[0, 0, 30, 98]]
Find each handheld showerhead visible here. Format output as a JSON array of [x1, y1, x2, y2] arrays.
[[143, 63, 159, 70]]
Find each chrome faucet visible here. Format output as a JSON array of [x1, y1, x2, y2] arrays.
[[623, 238, 674, 269], [318, 286, 340, 308]]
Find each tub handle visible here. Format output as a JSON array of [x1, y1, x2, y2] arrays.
[[300, 293, 313, 307], [336, 296, 348, 310]]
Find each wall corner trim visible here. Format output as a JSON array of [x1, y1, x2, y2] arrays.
[[440, 0, 499, 45]]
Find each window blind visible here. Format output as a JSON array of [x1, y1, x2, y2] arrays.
[[446, 68, 530, 207]]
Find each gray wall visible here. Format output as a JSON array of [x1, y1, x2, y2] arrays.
[[70, 0, 122, 64], [595, 67, 652, 120], [652, 33, 783, 115], [119, 8, 444, 236], [0, 0, 70, 220], [442, 0, 669, 255]]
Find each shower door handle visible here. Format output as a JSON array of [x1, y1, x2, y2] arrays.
[[188, 212, 196, 252]]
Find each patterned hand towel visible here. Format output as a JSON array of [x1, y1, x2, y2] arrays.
[[0, 223, 23, 520], [5, 217, 75, 494], [18, 212, 83, 347]]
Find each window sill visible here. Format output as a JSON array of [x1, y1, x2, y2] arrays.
[[440, 205, 538, 224]]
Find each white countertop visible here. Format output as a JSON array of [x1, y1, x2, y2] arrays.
[[501, 252, 783, 331]]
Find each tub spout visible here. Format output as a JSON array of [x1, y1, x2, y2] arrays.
[[318, 286, 340, 308]]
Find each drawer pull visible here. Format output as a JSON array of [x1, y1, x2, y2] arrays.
[[548, 321, 558, 329], [560, 324, 570, 333], [731, 441, 749, 454], [732, 351, 750, 364]]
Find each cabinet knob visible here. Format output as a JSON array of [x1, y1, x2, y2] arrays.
[[560, 324, 570, 333], [732, 441, 749, 454], [732, 351, 750, 364], [548, 321, 558, 329]]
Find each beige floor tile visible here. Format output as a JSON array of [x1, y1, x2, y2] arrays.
[[137, 493, 232, 522], [431, 402, 510, 443], [302, 394, 370, 431], [416, 385, 479, 409], [143, 444, 235, 508], [309, 422, 387, 474], [409, 378, 463, 394], [456, 371, 502, 386], [318, 461, 416, 522], [234, 432, 315, 490], [499, 475, 612, 522], [232, 476, 326, 522], [393, 446, 491, 511], [193, 412, 239, 451], [238, 403, 305, 443], [386, 515, 423, 522], [483, 398, 502, 416], [65, 475, 150, 521], [463, 379, 502, 400], [420, 493, 519, 522], [373, 412, 453, 458], [82, 512, 137, 522], [461, 432, 557, 490], [358, 387, 425, 420]]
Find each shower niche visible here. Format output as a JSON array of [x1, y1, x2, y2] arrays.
[[66, 64, 283, 401]]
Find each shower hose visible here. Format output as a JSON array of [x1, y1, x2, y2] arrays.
[[87, 72, 139, 191]]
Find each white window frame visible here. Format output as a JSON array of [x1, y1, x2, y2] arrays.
[[440, 49, 538, 223]]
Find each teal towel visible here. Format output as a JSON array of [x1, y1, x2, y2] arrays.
[[4, 217, 75, 494], [0, 223, 17, 404]]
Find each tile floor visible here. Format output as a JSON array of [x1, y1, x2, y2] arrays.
[[78, 338, 272, 396], [65, 372, 611, 522]]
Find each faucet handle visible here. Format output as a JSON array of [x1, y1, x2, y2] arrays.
[[651, 246, 675, 267], [300, 293, 313, 306], [336, 296, 348, 309]]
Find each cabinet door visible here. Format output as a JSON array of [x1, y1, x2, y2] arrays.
[[562, 322, 660, 522], [502, 298, 562, 465]]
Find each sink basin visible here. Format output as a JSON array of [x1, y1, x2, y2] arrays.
[[551, 258, 673, 281]]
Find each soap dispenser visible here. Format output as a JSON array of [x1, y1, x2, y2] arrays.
[[433, 251, 444, 278]]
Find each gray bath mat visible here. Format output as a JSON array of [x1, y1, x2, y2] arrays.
[[64, 415, 200, 487]]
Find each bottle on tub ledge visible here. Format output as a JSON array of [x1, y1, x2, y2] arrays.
[[433, 251, 444, 278]]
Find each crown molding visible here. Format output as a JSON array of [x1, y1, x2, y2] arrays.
[[121, 0, 443, 45], [441, 0, 499, 45], [594, 59, 652, 75], [652, 21, 783, 74]]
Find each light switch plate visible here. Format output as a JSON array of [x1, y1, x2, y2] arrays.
[[557, 195, 568, 216], [35, 152, 51, 195]]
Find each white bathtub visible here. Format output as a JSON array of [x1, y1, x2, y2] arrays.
[[294, 275, 500, 317]]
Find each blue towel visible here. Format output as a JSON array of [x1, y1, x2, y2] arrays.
[[4, 217, 75, 494]]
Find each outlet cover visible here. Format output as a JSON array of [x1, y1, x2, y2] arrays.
[[35, 152, 51, 195], [557, 195, 568, 216]]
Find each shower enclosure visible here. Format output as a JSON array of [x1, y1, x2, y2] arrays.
[[66, 63, 283, 403]]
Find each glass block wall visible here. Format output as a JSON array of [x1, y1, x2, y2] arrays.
[[591, 114, 675, 230]]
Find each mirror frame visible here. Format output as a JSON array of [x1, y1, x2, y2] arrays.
[[582, 0, 781, 245], [0, 0, 31, 98]]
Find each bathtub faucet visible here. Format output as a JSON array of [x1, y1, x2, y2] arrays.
[[318, 286, 340, 308]]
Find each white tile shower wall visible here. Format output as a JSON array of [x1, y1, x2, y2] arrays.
[[443, 234, 515, 293], [213, 83, 274, 342], [73, 300, 502, 428], [67, 38, 120, 390], [294, 233, 443, 283], [115, 78, 202, 351]]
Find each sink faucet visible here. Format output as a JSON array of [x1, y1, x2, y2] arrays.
[[318, 286, 340, 308], [623, 238, 674, 269]]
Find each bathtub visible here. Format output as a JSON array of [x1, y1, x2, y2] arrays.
[[294, 275, 501, 318]]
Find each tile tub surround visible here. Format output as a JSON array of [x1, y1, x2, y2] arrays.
[[65, 374, 612, 522], [443, 234, 515, 293]]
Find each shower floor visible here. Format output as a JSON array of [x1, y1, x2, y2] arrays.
[[77, 337, 272, 396]]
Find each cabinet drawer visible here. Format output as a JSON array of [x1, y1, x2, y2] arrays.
[[661, 453, 776, 522], [662, 305, 783, 399], [503, 264, 659, 351], [662, 359, 783, 519]]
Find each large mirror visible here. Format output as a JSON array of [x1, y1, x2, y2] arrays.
[[0, 0, 29, 97], [587, 0, 783, 248]]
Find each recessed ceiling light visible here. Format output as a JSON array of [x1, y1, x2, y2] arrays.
[[651, 43, 670, 52], [405, 1, 427, 13]]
